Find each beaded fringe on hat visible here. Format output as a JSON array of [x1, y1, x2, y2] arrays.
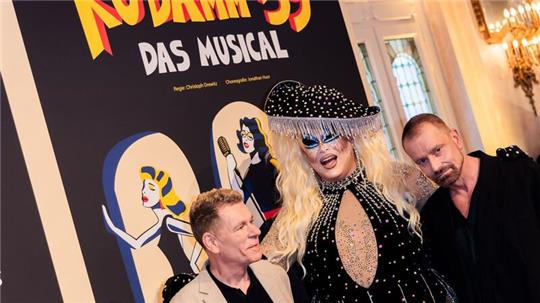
[[267, 111, 382, 137]]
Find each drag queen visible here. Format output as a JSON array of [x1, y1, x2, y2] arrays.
[[261, 80, 457, 302]]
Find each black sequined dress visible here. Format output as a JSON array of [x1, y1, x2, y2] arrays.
[[303, 170, 457, 302]]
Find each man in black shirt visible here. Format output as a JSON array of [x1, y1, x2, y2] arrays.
[[171, 188, 293, 303], [402, 113, 540, 303]]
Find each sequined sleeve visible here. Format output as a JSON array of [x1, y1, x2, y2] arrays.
[[261, 214, 289, 270], [396, 163, 437, 209]]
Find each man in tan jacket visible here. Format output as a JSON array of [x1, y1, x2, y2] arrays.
[[171, 188, 293, 303]]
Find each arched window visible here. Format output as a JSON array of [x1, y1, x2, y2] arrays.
[[386, 38, 434, 120]]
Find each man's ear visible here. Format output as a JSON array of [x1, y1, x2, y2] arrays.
[[449, 129, 463, 149], [202, 232, 220, 254]]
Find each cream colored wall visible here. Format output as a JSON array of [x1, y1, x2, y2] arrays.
[[423, 0, 540, 159], [340, 0, 467, 159]]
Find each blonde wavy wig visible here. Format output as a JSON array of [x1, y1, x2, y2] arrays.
[[266, 130, 422, 272]]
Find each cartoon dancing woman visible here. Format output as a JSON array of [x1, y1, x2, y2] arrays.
[[221, 117, 280, 221], [102, 166, 202, 274]]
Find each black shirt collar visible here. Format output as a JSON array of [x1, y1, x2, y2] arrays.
[[207, 263, 273, 303]]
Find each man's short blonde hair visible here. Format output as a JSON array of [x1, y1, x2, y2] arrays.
[[189, 188, 243, 248]]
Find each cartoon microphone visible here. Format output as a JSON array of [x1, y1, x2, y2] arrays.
[[217, 136, 265, 222], [217, 136, 231, 157], [218, 136, 244, 178]]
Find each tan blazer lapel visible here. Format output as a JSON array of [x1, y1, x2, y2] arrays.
[[250, 261, 293, 303], [197, 266, 228, 303]]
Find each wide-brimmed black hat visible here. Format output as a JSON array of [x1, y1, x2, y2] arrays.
[[263, 80, 381, 137]]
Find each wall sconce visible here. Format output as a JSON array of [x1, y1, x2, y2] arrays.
[[484, 1, 539, 116]]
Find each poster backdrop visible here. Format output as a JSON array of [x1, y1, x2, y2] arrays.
[[1, 0, 370, 302]]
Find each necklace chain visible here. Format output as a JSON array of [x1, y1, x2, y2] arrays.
[[319, 167, 365, 193]]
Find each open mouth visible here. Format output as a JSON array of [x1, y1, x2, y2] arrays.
[[244, 143, 249, 148], [320, 154, 337, 168], [142, 196, 148, 203]]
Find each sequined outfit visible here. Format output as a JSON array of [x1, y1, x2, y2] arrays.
[[303, 169, 457, 302]]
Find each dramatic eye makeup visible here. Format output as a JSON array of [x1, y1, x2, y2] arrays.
[[322, 133, 339, 144], [301, 133, 339, 149], [301, 135, 319, 149]]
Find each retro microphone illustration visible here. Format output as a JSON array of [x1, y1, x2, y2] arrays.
[[218, 136, 243, 178], [217, 136, 265, 222], [217, 136, 232, 157]]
